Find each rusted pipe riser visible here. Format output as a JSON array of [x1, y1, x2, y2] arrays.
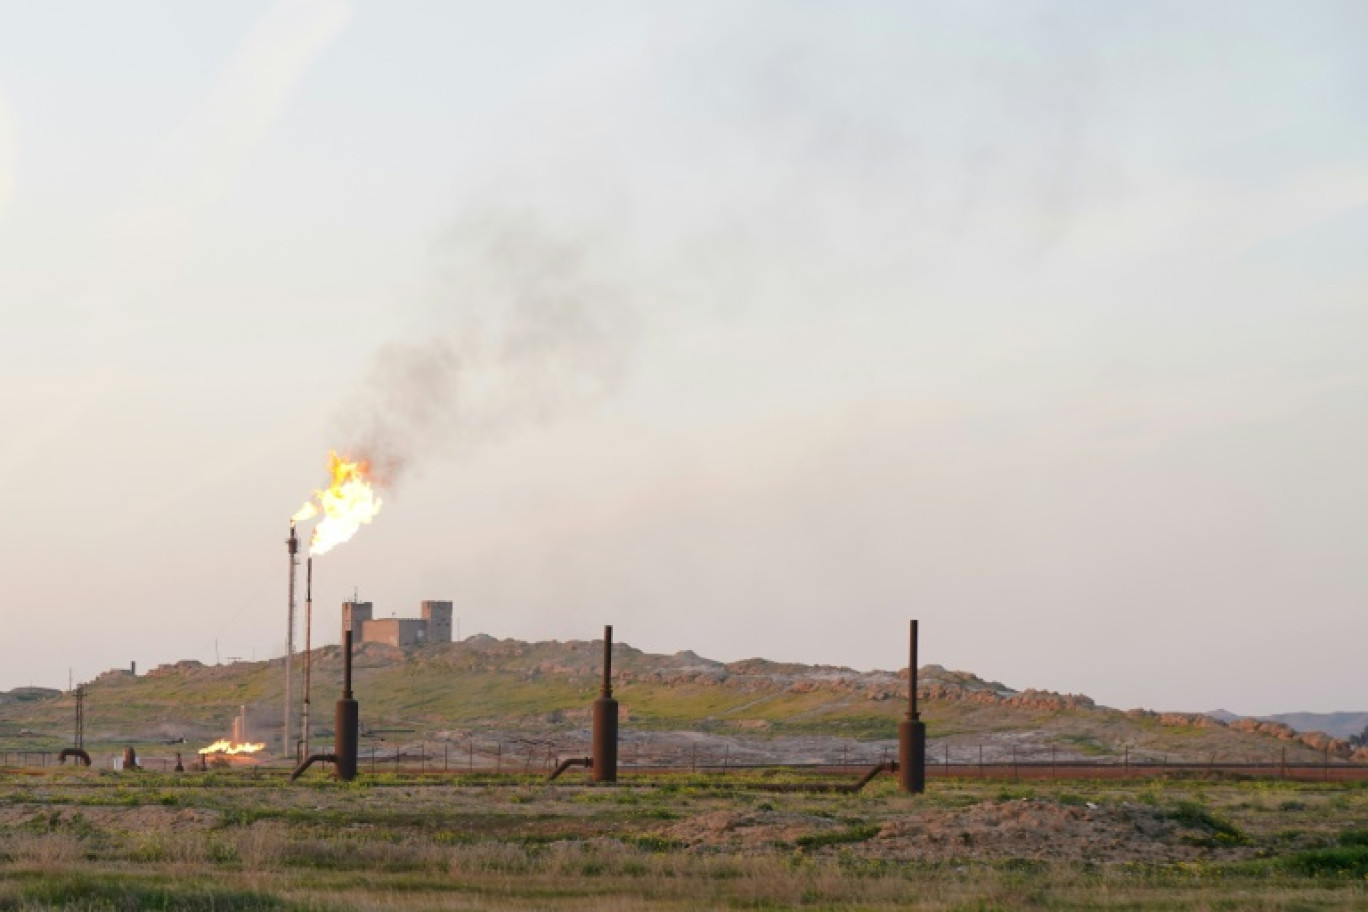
[[334, 628, 360, 781], [592, 698, 618, 783], [740, 761, 896, 794], [548, 757, 593, 781], [899, 720, 925, 793], [852, 759, 897, 792], [900, 619, 926, 794], [335, 700, 358, 780], [291, 753, 337, 781], [601, 625, 613, 698], [343, 627, 353, 698], [593, 624, 618, 783], [908, 620, 918, 720]]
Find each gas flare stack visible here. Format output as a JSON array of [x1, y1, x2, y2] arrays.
[[898, 619, 926, 794], [284, 524, 299, 757], [593, 625, 618, 783]]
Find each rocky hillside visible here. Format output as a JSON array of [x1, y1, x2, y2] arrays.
[[1210, 710, 1368, 741], [0, 635, 1361, 764]]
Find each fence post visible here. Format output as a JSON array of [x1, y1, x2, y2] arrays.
[[469, 738, 474, 772], [1051, 746, 1057, 779], [497, 742, 502, 773], [978, 744, 983, 779], [1013, 746, 1018, 781], [1124, 746, 1129, 777]]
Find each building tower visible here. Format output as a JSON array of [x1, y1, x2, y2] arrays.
[[342, 601, 373, 644], [421, 601, 454, 643]]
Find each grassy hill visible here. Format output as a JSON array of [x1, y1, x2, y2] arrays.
[[0, 635, 1359, 764]]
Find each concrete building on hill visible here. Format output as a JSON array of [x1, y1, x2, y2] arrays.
[[342, 600, 453, 648]]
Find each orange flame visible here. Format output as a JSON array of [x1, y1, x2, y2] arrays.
[[292, 451, 383, 556], [198, 739, 265, 756]]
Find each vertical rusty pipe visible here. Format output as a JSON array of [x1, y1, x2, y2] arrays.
[[343, 627, 353, 697], [302, 557, 313, 760], [909, 620, 917, 719], [592, 624, 618, 783], [335, 629, 358, 781], [898, 619, 926, 794], [284, 524, 297, 757], [601, 625, 613, 699]]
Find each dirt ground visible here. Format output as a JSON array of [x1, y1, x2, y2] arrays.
[[665, 799, 1223, 863]]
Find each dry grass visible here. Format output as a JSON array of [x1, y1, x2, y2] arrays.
[[0, 771, 1367, 910], [5, 831, 83, 870]]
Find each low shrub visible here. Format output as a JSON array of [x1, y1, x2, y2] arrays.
[[1338, 828, 1368, 847], [1277, 845, 1368, 878], [1165, 801, 1248, 846], [795, 823, 880, 850], [18, 874, 282, 911]]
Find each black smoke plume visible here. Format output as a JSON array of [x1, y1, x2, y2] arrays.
[[338, 210, 636, 488]]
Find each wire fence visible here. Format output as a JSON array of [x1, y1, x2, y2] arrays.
[[5, 738, 1365, 783]]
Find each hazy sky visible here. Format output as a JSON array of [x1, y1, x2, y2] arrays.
[[1, 1, 1365, 715]]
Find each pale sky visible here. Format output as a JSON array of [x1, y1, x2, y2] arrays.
[[1, 1, 1365, 715]]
